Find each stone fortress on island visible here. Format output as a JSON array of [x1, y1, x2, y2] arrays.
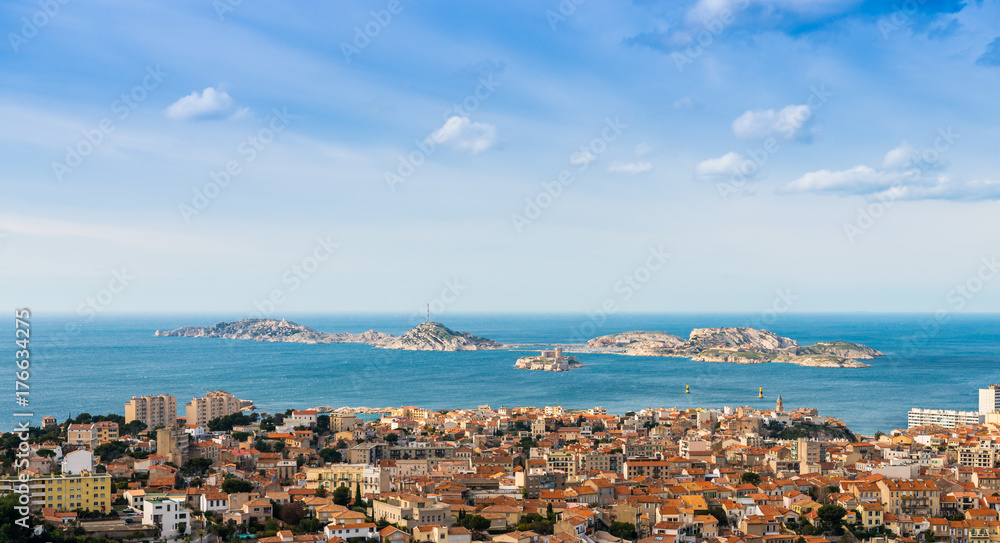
[[515, 347, 584, 371]]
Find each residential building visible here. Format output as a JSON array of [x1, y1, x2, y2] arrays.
[[156, 425, 190, 465], [305, 464, 390, 496], [125, 394, 177, 428], [372, 494, 452, 529], [142, 496, 191, 538], [980, 385, 1000, 415], [907, 408, 984, 429], [184, 390, 243, 426], [0, 472, 112, 512]]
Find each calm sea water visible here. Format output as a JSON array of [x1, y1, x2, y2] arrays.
[[9, 313, 1000, 434]]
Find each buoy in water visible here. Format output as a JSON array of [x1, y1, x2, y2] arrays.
[[685, 385, 690, 394], [758, 387, 764, 398]]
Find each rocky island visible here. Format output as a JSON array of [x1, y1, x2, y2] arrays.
[[155, 319, 502, 351], [587, 327, 882, 368], [515, 348, 584, 372], [157, 319, 880, 368]]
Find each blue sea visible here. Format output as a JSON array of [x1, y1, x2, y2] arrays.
[[9, 312, 1000, 435]]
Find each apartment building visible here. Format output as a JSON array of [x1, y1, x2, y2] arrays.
[[184, 390, 243, 426], [125, 394, 177, 428], [980, 385, 1000, 415], [372, 494, 452, 529], [67, 424, 99, 450], [0, 472, 112, 512], [908, 408, 984, 429], [66, 421, 119, 450], [142, 496, 191, 539], [305, 464, 390, 496], [156, 426, 190, 466], [876, 479, 940, 517]]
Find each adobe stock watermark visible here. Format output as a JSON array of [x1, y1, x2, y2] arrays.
[[251, 235, 339, 318], [7, 0, 71, 53], [673, 0, 751, 72], [179, 107, 295, 222], [384, 73, 502, 191], [341, 0, 411, 62], [568, 246, 671, 341], [900, 255, 999, 356], [51, 65, 168, 182], [842, 127, 959, 244], [408, 278, 468, 325], [877, 0, 933, 40], [546, 0, 587, 31], [511, 117, 627, 233], [718, 85, 833, 200], [746, 289, 799, 330]]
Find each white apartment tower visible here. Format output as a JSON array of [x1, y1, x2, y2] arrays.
[[979, 385, 1000, 415]]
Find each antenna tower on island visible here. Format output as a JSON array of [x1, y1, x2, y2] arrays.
[[426, 303, 430, 323]]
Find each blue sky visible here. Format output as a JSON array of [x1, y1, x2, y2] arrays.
[[2, 0, 1000, 316]]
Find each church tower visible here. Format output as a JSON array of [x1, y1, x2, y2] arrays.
[[776, 395, 784, 413]]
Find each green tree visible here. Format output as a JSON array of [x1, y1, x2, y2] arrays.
[[355, 483, 364, 506], [279, 501, 306, 525], [546, 503, 555, 521], [180, 457, 214, 477], [0, 493, 34, 542], [317, 415, 331, 433], [816, 505, 847, 535], [384, 433, 399, 444], [319, 448, 342, 464], [739, 471, 761, 485], [709, 507, 729, 527], [609, 522, 637, 540], [333, 485, 352, 506], [221, 477, 254, 494]]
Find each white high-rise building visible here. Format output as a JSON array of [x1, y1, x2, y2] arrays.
[[908, 408, 984, 429], [979, 385, 1000, 415]]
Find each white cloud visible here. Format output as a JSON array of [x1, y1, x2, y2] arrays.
[[570, 151, 596, 166], [695, 152, 747, 180], [166, 87, 244, 121], [780, 165, 898, 195], [634, 143, 653, 156], [428, 116, 496, 154], [732, 104, 814, 141], [609, 161, 653, 174], [778, 143, 1000, 201]]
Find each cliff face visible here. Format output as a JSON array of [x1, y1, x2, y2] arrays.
[[586, 327, 880, 368], [379, 322, 502, 351], [155, 319, 499, 351]]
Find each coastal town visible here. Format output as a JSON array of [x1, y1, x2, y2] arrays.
[[6, 389, 1000, 543]]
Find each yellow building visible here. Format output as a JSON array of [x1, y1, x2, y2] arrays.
[[0, 472, 112, 512]]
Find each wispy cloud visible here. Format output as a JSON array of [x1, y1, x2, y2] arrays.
[[428, 116, 497, 154], [780, 143, 1000, 201], [695, 152, 746, 181], [732, 104, 816, 142], [609, 161, 653, 174], [166, 87, 247, 121]]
